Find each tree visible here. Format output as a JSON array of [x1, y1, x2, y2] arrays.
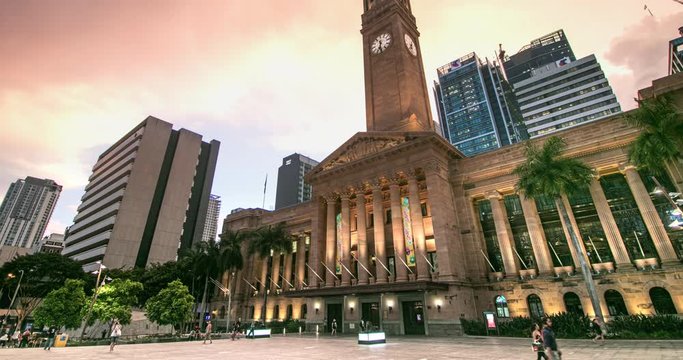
[[514, 136, 603, 321], [627, 95, 683, 183], [137, 260, 195, 307], [145, 280, 194, 333], [180, 239, 223, 330], [91, 279, 143, 327], [218, 229, 247, 330], [0, 253, 88, 326], [33, 279, 87, 330], [247, 222, 293, 322]]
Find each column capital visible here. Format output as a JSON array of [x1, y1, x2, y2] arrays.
[[486, 190, 503, 200], [619, 162, 638, 174], [339, 191, 352, 201], [323, 193, 338, 203]]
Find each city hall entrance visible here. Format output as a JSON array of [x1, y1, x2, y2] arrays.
[[402, 300, 425, 335], [361, 302, 380, 331], [326, 303, 342, 333]]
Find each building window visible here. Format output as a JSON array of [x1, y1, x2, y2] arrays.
[[527, 294, 544, 318], [385, 209, 392, 224], [286, 304, 293, 320], [604, 290, 628, 316], [368, 212, 374, 227], [301, 304, 308, 319], [274, 305, 280, 320], [563, 292, 583, 315], [495, 295, 510, 318], [421, 202, 429, 217], [650, 287, 677, 315]]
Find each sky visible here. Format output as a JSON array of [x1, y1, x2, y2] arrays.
[[1, 0, 682, 239]]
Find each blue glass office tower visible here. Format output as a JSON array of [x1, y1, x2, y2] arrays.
[[669, 26, 683, 75], [434, 53, 527, 156]]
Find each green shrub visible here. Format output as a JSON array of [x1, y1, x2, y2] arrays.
[[608, 314, 683, 339], [460, 318, 486, 336]]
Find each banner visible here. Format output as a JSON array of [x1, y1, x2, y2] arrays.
[[401, 197, 416, 266]]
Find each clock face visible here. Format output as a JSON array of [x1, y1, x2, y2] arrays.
[[404, 34, 417, 56], [371, 33, 392, 55]]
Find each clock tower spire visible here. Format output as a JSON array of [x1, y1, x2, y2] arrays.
[[361, 0, 434, 132]]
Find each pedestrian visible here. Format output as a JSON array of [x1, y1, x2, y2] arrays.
[[359, 319, 366, 333], [110, 319, 122, 352], [247, 321, 255, 338], [203, 321, 213, 344], [20, 327, 31, 348], [101, 329, 107, 339], [591, 316, 606, 344], [542, 317, 561, 360], [231, 318, 242, 340], [331, 318, 337, 336], [43, 326, 57, 350], [194, 324, 200, 340], [531, 323, 548, 360]]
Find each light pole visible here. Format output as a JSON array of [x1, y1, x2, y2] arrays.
[[2, 270, 24, 327], [80, 261, 106, 339]]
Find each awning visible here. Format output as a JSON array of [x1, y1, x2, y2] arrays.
[[282, 280, 449, 298]]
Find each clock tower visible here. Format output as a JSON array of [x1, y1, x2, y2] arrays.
[[361, 0, 434, 132]]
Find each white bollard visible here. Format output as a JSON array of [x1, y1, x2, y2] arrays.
[[316, 325, 319, 336], [299, 326, 302, 335]]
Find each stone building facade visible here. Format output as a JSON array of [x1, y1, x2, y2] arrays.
[[217, 1, 683, 336]]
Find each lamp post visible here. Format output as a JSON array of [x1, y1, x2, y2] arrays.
[[79, 261, 106, 339], [2, 270, 24, 327]]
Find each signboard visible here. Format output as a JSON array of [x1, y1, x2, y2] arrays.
[[482, 311, 499, 336]]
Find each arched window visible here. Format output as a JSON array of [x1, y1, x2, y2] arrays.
[[286, 304, 293, 320], [495, 295, 510, 318], [273, 305, 280, 320], [650, 287, 677, 315], [527, 294, 544, 318], [301, 304, 308, 319], [604, 290, 628, 316], [563, 292, 583, 315]]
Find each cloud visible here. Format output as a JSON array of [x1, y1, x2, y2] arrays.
[[603, 11, 683, 110]]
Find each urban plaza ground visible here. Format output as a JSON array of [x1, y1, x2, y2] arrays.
[[2, 335, 682, 359]]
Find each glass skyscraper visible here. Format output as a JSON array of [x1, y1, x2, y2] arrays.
[[434, 52, 527, 156]]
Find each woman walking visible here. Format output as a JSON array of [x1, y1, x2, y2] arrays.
[[531, 323, 548, 360], [110, 319, 122, 352]]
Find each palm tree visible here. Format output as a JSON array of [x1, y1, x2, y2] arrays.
[[218, 229, 246, 329], [627, 95, 683, 187], [247, 222, 293, 323], [180, 239, 222, 330], [514, 136, 604, 320]]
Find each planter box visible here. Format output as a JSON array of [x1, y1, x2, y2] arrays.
[[634, 257, 659, 270], [246, 329, 271, 339], [553, 266, 574, 277], [358, 331, 386, 345], [592, 262, 614, 273]]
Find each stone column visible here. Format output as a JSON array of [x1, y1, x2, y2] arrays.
[[340, 193, 352, 286], [325, 194, 338, 287], [282, 252, 293, 291], [408, 175, 430, 281], [389, 182, 409, 282], [356, 190, 370, 285], [558, 195, 591, 269], [519, 192, 554, 276], [270, 253, 281, 293], [309, 199, 324, 288], [424, 161, 462, 281], [487, 191, 519, 277], [295, 234, 306, 290], [621, 164, 678, 264], [259, 257, 268, 293], [588, 177, 633, 269], [372, 184, 388, 283]]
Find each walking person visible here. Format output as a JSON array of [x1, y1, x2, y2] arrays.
[[542, 318, 561, 360], [331, 318, 337, 336], [43, 326, 56, 350], [110, 319, 122, 352], [231, 318, 242, 340], [531, 323, 548, 360], [203, 321, 213, 344], [591, 316, 606, 344], [20, 327, 31, 348]]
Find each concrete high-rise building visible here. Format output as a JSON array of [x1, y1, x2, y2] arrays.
[[275, 153, 319, 210], [434, 52, 527, 156], [202, 194, 221, 242], [669, 26, 683, 75], [32, 233, 65, 254], [502, 30, 621, 138], [0, 177, 62, 249], [63, 116, 220, 271]]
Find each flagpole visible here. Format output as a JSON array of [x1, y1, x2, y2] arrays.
[[262, 174, 267, 209]]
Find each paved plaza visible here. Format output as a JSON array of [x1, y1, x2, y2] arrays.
[[2, 335, 682, 360]]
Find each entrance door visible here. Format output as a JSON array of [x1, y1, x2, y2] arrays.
[[402, 300, 425, 335], [361, 302, 380, 331], [326, 303, 342, 333]]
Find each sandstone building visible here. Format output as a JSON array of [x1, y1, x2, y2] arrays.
[[217, 1, 683, 335]]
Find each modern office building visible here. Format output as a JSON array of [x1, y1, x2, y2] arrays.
[[202, 194, 221, 242], [213, 1, 683, 337], [0, 177, 61, 249], [32, 233, 65, 254], [274, 153, 319, 210], [669, 26, 683, 75], [63, 116, 220, 271], [434, 52, 527, 156], [503, 30, 621, 138]]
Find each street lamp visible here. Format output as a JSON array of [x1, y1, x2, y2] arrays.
[[2, 270, 24, 326], [79, 261, 107, 339]]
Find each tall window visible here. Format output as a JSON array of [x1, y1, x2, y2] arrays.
[[495, 295, 510, 318], [527, 294, 544, 318], [604, 290, 628, 316], [286, 304, 293, 320], [563, 292, 583, 315], [273, 305, 280, 320], [650, 287, 677, 315], [301, 304, 308, 319]]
